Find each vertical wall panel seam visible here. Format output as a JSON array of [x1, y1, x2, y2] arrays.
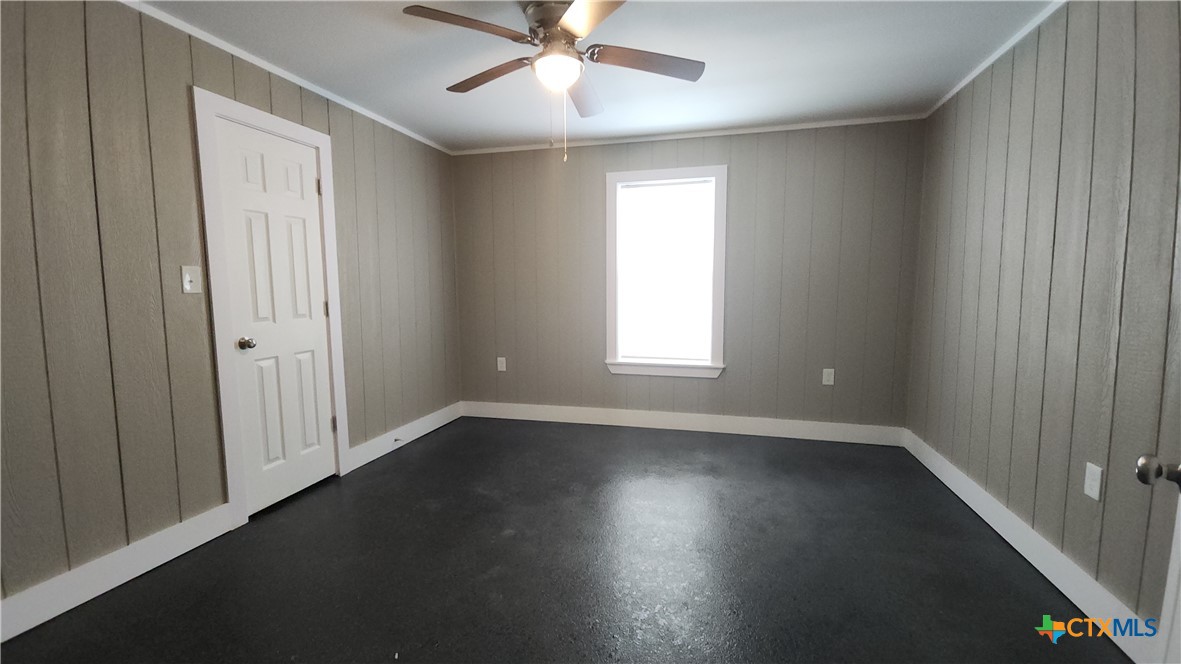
[[1027, 8, 1070, 534], [1000, 30, 1040, 507], [22, 3, 73, 569], [533, 153, 544, 403], [193, 35, 226, 501], [137, 12, 184, 523], [947, 91, 969, 455], [81, 1, 132, 547], [453, 156, 463, 399], [983, 56, 1018, 485], [891, 125, 918, 422], [924, 108, 950, 446], [776, 135, 794, 412], [350, 115, 369, 437], [370, 121, 386, 421], [186, 36, 196, 89], [803, 134, 820, 416], [489, 158, 499, 401], [963, 78, 993, 466], [1053, 6, 1101, 550], [857, 127, 884, 421], [829, 129, 849, 420], [968, 76, 992, 463], [756, 136, 782, 412], [446, 158, 460, 397], [911, 120, 937, 435], [923, 110, 941, 442], [1093, 1, 1138, 582]]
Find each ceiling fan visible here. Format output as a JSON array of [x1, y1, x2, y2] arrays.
[[402, 0, 706, 118]]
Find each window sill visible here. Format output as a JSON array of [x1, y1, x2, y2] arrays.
[[605, 361, 724, 379]]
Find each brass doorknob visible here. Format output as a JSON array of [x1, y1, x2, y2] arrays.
[[237, 337, 257, 350]]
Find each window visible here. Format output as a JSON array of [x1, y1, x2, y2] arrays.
[[606, 165, 727, 378]]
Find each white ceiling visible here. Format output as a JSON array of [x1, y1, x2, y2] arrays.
[[149, 1, 1051, 153]]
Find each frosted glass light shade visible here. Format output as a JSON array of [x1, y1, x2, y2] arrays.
[[533, 53, 582, 92]]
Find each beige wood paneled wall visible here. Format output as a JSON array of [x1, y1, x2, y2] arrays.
[[453, 121, 925, 425], [906, 2, 1180, 617], [0, 1, 459, 596]]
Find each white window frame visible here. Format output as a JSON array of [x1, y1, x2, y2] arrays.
[[605, 165, 727, 379]]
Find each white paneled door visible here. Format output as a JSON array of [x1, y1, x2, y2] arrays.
[[213, 117, 336, 514]]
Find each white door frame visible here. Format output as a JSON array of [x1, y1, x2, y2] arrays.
[[193, 86, 350, 525]]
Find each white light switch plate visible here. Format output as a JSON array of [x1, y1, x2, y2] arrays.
[[496, 357, 507, 372], [822, 368, 835, 386], [181, 265, 203, 294], [1084, 462, 1103, 501]]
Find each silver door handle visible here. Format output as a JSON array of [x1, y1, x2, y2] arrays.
[[237, 337, 257, 350], [1136, 455, 1181, 492]]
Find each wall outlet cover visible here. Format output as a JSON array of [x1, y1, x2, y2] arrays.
[[181, 265, 203, 294], [496, 357, 507, 372], [1084, 462, 1103, 501], [822, 368, 835, 386]]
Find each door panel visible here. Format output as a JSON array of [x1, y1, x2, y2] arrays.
[[215, 118, 335, 513]]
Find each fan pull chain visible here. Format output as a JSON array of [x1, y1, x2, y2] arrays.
[[563, 92, 568, 163]]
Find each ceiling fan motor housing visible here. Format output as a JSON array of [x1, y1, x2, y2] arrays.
[[526, 2, 579, 44]]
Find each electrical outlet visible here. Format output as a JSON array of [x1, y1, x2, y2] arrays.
[[822, 368, 835, 386], [1084, 462, 1103, 501], [497, 357, 507, 372]]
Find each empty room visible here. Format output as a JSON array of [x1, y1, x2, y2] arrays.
[[1, 0, 1178, 662]]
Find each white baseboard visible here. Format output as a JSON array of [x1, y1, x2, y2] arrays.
[[900, 430, 1167, 664], [0, 402, 463, 643], [2, 403, 1169, 664], [0, 503, 242, 642], [340, 402, 464, 474], [459, 401, 906, 447], [460, 402, 1172, 663]]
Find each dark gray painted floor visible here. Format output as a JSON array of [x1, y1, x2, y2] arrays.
[[3, 417, 1127, 663]]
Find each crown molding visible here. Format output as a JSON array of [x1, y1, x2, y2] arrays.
[[924, 0, 1066, 117], [124, 1, 452, 154]]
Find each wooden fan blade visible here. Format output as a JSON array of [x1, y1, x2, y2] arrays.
[[558, 0, 625, 39], [568, 74, 604, 117], [403, 5, 534, 44], [447, 58, 533, 93], [585, 44, 705, 82]]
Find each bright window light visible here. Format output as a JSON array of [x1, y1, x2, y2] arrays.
[[606, 166, 727, 379]]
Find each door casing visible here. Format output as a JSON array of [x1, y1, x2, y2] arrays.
[[193, 86, 350, 524]]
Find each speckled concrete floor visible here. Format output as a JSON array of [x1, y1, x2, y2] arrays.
[[2, 417, 1127, 663]]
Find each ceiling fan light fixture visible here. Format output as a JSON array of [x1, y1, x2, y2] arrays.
[[533, 49, 583, 92]]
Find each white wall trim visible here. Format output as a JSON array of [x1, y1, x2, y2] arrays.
[[460, 402, 1175, 663], [340, 403, 464, 475], [0, 504, 242, 642], [459, 401, 906, 447], [605, 165, 728, 376], [124, 1, 449, 155], [5, 403, 1169, 664], [924, 0, 1065, 117], [900, 430, 1172, 664], [0, 402, 463, 643], [126, 0, 1060, 155]]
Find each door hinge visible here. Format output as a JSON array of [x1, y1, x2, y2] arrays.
[[324, 300, 329, 317], [316, 178, 322, 196], [330, 415, 337, 433]]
